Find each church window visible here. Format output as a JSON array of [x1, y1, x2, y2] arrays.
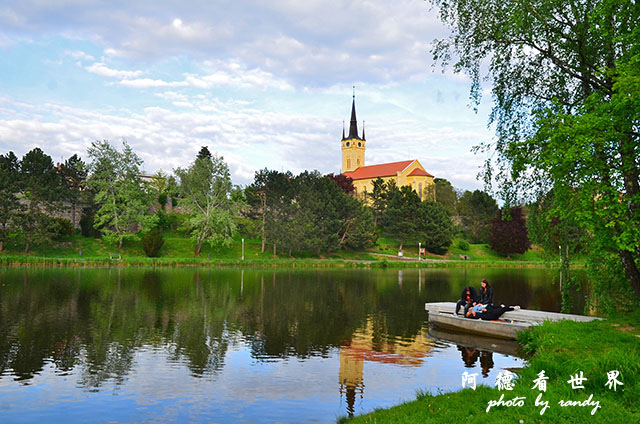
[[347, 159, 351, 169], [357, 158, 360, 165], [419, 183, 423, 199]]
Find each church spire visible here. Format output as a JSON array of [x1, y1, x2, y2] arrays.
[[362, 120, 365, 140], [348, 89, 361, 140], [342, 121, 345, 140]]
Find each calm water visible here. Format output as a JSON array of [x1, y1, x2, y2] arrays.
[[0, 267, 574, 423]]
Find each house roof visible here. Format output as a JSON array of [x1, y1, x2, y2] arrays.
[[407, 167, 433, 177], [343, 160, 414, 180]]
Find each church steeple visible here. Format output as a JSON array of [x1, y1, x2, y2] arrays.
[[341, 90, 366, 173], [348, 93, 361, 140]]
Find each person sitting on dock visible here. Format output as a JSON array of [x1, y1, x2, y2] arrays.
[[470, 278, 493, 314], [455, 286, 478, 315]]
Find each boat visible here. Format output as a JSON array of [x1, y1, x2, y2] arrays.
[[425, 302, 602, 340]]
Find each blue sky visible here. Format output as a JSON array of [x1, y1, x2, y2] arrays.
[[0, 0, 495, 190]]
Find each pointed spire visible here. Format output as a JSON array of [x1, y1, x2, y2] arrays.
[[348, 88, 360, 140], [362, 120, 365, 140], [342, 121, 345, 140]]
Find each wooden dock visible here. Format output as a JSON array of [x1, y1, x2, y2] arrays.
[[425, 302, 602, 340]]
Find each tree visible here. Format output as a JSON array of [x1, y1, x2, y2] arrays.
[[457, 190, 499, 243], [429, 0, 640, 304], [488, 207, 531, 255], [0, 152, 21, 251], [175, 154, 238, 255], [326, 173, 355, 194], [87, 140, 157, 248], [419, 201, 454, 255], [382, 185, 422, 251], [369, 177, 389, 226], [18, 148, 61, 252], [434, 178, 457, 215], [58, 154, 87, 230], [246, 169, 295, 254], [197, 146, 212, 160]]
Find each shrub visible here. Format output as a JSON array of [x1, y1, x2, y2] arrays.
[[457, 239, 470, 251], [49, 218, 74, 240], [142, 229, 164, 257]]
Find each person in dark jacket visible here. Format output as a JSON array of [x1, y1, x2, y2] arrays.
[[470, 278, 493, 314], [455, 286, 478, 315]]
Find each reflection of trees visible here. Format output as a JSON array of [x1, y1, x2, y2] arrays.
[[0, 268, 450, 386]]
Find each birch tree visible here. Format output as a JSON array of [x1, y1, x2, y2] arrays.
[[175, 154, 238, 255]]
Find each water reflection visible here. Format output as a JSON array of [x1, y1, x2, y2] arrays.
[[339, 318, 433, 416], [0, 267, 561, 422]]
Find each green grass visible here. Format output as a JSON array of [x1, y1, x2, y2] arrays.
[[0, 232, 572, 268], [346, 316, 640, 423]]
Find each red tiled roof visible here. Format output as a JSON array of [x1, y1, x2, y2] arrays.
[[407, 167, 433, 177], [343, 160, 414, 180]]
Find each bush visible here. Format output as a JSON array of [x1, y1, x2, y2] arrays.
[[457, 239, 470, 251], [142, 229, 164, 257], [49, 217, 74, 240]]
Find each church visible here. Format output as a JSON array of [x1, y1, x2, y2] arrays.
[[340, 95, 435, 201]]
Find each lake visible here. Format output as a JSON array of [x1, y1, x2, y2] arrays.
[[0, 267, 576, 423]]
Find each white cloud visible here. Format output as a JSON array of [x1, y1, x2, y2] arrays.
[[64, 50, 95, 61], [85, 62, 144, 79], [118, 78, 188, 88]]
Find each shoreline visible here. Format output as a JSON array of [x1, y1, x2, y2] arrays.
[[0, 255, 580, 269]]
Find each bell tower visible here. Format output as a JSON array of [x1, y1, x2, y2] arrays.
[[341, 91, 365, 173]]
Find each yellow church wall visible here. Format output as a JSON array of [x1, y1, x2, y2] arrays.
[[351, 161, 435, 202]]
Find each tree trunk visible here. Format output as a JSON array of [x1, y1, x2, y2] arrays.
[[24, 237, 30, 253], [0, 240, 3, 251], [273, 243, 277, 257], [117, 237, 123, 249], [195, 238, 204, 255], [398, 241, 404, 252], [619, 250, 640, 301]]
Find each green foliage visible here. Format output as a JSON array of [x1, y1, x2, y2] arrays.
[[141, 229, 164, 257], [175, 154, 239, 255], [246, 170, 376, 255], [434, 177, 457, 215], [488, 207, 531, 255], [457, 190, 498, 244], [429, 0, 640, 301], [419, 201, 454, 254], [18, 148, 62, 252], [87, 140, 158, 248], [456, 239, 469, 251], [0, 151, 21, 250], [49, 218, 74, 240]]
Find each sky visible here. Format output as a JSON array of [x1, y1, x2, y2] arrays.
[[0, 0, 495, 191]]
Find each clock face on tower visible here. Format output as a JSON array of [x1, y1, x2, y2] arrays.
[[358, 142, 362, 147], [346, 142, 350, 147]]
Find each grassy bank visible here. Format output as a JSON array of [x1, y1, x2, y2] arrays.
[[0, 232, 576, 268], [345, 315, 640, 423]]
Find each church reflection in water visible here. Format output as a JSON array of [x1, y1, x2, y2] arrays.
[[338, 318, 435, 417]]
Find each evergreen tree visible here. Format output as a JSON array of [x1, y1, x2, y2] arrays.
[[0, 152, 21, 251], [87, 140, 157, 248]]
